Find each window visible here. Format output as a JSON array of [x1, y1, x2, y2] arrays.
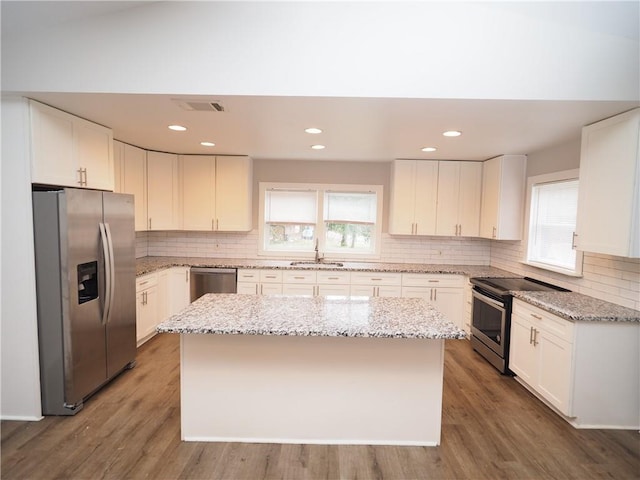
[[525, 170, 583, 276], [259, 183, 382, 259]]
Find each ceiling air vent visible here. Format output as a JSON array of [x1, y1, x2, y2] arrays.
[[172, 99, 226, 112]]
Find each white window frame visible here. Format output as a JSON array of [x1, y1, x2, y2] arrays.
[[258, 182, 383, 260], [522, 169, 583, 277]]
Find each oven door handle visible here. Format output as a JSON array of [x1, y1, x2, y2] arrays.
[[472, 291, 506, 311]]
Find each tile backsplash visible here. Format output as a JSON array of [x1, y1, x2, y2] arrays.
[[137, 231, 639, 310], [138, 230, 491, 265], [490, 240, 640, 310]]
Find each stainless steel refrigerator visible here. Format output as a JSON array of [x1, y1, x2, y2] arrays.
[[32, 188, 136, 415]]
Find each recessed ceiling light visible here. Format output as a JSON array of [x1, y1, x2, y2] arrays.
[[305, 127, 323, 134], [311, 144, 325, 150], [168, 125, 187, 131], [421, 147, 437, 152], [200, 141, 215, 147], [442, 130, 462, 137]]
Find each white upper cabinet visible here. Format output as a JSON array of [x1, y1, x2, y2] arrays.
[[181, 155, 216, 231], [180, 155, 253, 232], [147, 151, 180, 230], [436, 161, 482, 237], [479, 155, 527, 240], [114, 141, 148, 231], [389, 159, 438, 235], [30, 100, 114, 190], [215, 156, 253, 231], [576, 108, 640, 258]]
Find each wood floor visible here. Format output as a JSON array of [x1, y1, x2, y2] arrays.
[[2, 333, 639, 479]]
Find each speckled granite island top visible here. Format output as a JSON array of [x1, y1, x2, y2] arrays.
[[136, 255, 514, 278], [157, 293, 467, 339], [512, 291, 640, 323]]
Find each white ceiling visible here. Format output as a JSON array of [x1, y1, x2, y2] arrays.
[[4, 1, 639, 162], [25, 92, 637, 161]]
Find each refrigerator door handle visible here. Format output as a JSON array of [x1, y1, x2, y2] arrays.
[[99, 223, 112, 326], [104, 223, 116, 324]]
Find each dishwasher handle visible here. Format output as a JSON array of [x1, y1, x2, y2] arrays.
[[190, 267, 237, 274]]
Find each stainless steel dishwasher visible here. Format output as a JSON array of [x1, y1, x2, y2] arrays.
[[190, 268, 237, 302]]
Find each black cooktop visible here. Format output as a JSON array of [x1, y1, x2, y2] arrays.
[[470, 277, 570, 297]]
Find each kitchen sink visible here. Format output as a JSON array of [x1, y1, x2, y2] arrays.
[[289, 261, 344, 267]]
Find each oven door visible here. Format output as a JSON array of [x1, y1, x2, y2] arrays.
[[471, 290, 507, 357]]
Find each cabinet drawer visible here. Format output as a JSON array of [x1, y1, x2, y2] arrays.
[[136, 273, 158, 292], [260, 270, 283, 283], [513, 299, 574, 343], [316, 271, 351, 284], [402, 273, 464, 288], [237, 269, 259, 282], [282, 270, 317, 284], [350, 272, 402, 286]]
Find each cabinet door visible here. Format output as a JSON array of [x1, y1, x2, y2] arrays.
[[122, 144, 148, 232], [237, 282, 258, 294], [457, 161, 482, 237], [181, 155, 215, 230], [433, 288, 464, 330], [282, 283, 315, 295], [260, 283, 283, 295], [576, 109, 640, 257], [215, 156, 253, 231], [113, 140, 124, 193], [480, 157, 500, 239], [508, 315, 537, 385], [389, 160, 417, 235], [537, 331, 573, 414], [169, 267, 191, 314], [317, 284, 350, 296], [350, 285, 375, 296], [414, 161, 438, 235], [136, 286, 159, 345], [30, 101, 77, 187], [75, 120, 114, 190], [147, 151, 180, 230], [435, 162, 460, 236]]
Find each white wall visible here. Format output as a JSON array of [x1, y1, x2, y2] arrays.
[[1, 97, 43, 420], [490, 138, 640, 310], [2, 2, 638, 101]]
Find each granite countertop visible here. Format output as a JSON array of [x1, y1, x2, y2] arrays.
[[512, 291, 640, 323], [136, 256, 514, 278], [156, 293, 468, 340]]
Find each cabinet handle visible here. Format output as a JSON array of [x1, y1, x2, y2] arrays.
[[328, 277, 339, 280], [529, 326, 534, 345], [293, 276, 305, 280], [434, 288, 437, 301], [371, 278, 382, 281], [492, 226, 497, 239], [414, 223, 418, 235], [572, 232, 578, 250], [533, 328, 539, 346], [83, 168, 88, 186], [139, 281, 149, 287], [428, 280, 439, 283], [531, 313, 543, 320], [216, 219, 219, 230], [265, 275, 277, 279], [77, 168, 87, 186], [458, 224, 462, 236], [260, 284, 263, 294], [149, 218, 152, 230]]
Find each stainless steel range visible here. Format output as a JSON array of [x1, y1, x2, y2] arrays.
[[469, 277, 569, 374]]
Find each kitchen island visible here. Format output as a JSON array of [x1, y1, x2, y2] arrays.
[[157, 294, 466, 446]]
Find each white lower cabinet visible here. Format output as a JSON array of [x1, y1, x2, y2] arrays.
[[136, 273, 159, 346], [463, 278, 473, 335], [509, 299, 574, 414], [137, 267, 191, 346], [350, 272, 402, 297], [509, 299, 639, 429], [401, 274, 465, 330]]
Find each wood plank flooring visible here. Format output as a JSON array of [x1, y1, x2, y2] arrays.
[[2, 333, 639, 479]]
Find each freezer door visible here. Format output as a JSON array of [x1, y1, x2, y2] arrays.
[[102, 192, 136, 377], [61, 189, 109, 405]]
